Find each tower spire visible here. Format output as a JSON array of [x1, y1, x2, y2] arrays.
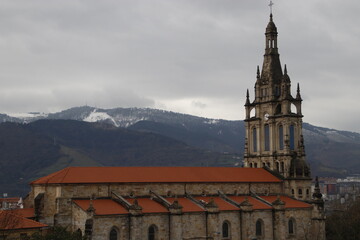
[[261, 11, 282, 84], [245, 89, 250, 105], [296, 83, 302, 100]]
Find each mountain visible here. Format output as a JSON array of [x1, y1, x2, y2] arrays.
[[0, 120, 239, 196], [2, 106, 360, 178]]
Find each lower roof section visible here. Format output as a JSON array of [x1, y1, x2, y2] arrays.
[[0, 210, 47, 230], [72, 194, 312, 216]]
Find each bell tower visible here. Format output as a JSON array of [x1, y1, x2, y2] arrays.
[[243, 14, 312, 200]]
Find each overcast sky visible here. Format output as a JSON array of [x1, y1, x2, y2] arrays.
[[0, 0, 359, 132]]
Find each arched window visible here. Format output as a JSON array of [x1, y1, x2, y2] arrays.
[[275, 104, 281, 114], [252, 128, 257, 152], [279, 125, 284, 150], [222, 221, 230, 238], [256, 219, 263, 237], [264, 124, 270, 151], [85, 219, 93, 238], [298, 188, 303, 198], [289, 125, 295, 150], [281, 162, 284, 173], [276, 162, 280, 172], [288, 218, 295, 235], [254, 163, 258, 168], [250, 163, 253, 168], [148, 225, 157, 240], [306, 189, 310, 196], [291, 189, 295, 195], [110, 228, 118, 240]]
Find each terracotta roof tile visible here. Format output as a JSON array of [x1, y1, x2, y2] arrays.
[[73, 199, 128, 215], [260, 196, 312, 209], [12, 208, 35, 218], [0, 198, 20, 203], [31, 167, 281, 184], [0, 210, 47, 230], [166, 198, 204, 212], [228, 196, 272, 210], [195, 196, 239, 211], [126, 198, 168, 213]]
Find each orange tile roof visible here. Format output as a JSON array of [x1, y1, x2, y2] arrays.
[[73, 199, 128, 215], [0, 197, 20, 203], [166, 198, 204, 212], [12, 208, 35, 218], [31, 167, 281, 184], [195, 196, 239, 211], [260, 196, 312, 209], [229, 196, 272, 210], [126, 198, 169, 213], [0, 210, 47, 230]]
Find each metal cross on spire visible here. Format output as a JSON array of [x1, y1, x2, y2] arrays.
[[269, 0, 274, 14]]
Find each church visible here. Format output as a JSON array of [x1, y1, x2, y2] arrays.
[[24, 14, 326, 240]]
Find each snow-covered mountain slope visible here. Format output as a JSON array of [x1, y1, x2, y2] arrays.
[[2, 106, 360, 145], [1, 106, 360, 176]]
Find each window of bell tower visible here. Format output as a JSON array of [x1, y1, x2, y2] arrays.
[[289, 125, 295, 150], [264, 124, 270, 151], [252, 128, 257, 152], [279, 125, 284, 150]]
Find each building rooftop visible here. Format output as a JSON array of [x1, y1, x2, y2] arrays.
[[166, 197, 204, 212], [195, 196, 239, 211], [229, 196, 273, 210], [73, 199, 128, 215], [260, 196, 312, 209], [31, 167, 281, 184], [0, 210, 47, 230]]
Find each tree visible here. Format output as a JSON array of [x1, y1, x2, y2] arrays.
[[326, 199, 360, 240]]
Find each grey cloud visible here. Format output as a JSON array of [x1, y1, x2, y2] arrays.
[[0, 0, 359, 132]]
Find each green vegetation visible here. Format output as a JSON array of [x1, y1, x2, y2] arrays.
[[326, 199, 360, 240]]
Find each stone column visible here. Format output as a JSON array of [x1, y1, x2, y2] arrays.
[[272, 196, 286, 240], [205, 198, 220, 240], [129, 200, 143, 240], [169, 200, 183, 240], [239, 197, 253, 240]]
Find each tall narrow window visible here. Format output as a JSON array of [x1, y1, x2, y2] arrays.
[[265, 124, 270, 151], [110, 228, 118, 240], [148, 225, 157, 240], [289, 125, 295, 150], [222, 221, 230, 238], [253, 128, 257, 152], [279, 125, 284, 150], [85, 219, 93, 238], [276, 162, 280, 172], [288, 219, 295, 235], [256, 219, 263, 237]]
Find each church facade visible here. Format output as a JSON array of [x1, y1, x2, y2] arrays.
[[24, 14, 326, 240]]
